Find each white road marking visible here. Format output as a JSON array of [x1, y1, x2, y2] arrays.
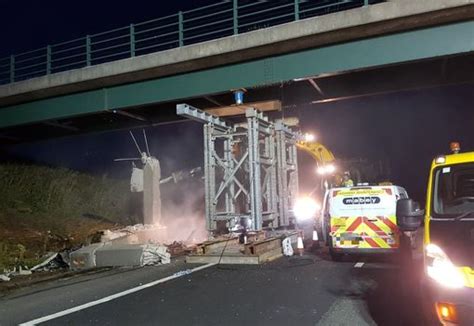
[[361, 263, 398, 270], [19, 263, 216, 326], [354, 262, 365, 268]]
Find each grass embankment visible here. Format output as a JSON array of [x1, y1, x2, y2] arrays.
[[0, 164, 138, 270]]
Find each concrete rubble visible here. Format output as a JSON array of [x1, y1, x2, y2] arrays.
[[71, 243, 170, 270], [70, 243, 105, 271], [0, 265, 33, 282], [31, 252, 69, 272], [101, 224, 168, 245], [1, 224, 175, 281], [71, 223, 173, 271], [0, 274, 11, 282]]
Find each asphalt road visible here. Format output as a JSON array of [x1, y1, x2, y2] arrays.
[[0, 246, 425, 326]]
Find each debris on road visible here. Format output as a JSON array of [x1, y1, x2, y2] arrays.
[[167, 241, 195, 257], [141, 244, 171, 265], [31, 252, 69, 272], [70, 243, 105, 271], [172, 269, 192, 277], [71, 243, 171, 270], [0, 274, 11, 282], [100, 224, 168, 245]]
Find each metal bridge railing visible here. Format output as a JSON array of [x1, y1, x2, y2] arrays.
[[0, 0, 383, 85]]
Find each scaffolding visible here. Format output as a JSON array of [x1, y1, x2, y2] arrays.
[[177, 104, 299, 233]]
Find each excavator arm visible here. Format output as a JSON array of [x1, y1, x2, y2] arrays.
[[296, 141, 335, 165]]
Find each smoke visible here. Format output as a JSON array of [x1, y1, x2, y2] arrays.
[[159, 179, 207, 244]]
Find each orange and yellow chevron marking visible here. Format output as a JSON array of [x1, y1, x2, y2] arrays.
[[331, 215, 399, 249]]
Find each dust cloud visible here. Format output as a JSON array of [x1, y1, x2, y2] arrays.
[[159, 179, 207, 245]]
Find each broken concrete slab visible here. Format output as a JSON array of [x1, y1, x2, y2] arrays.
[[70, 243, 105, 271], [95, 244, 170, 267], [70, 243, 171, 270], [95, 244, 144, 267]]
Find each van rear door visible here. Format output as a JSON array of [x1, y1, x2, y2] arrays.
[[329, 187, 399, 250]]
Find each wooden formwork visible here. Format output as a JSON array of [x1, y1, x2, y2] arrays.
[[186, 231, 299, 265]]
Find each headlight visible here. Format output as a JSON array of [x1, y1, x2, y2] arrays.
[[425, 244, 464, 288], [294, 197, 320, 221]]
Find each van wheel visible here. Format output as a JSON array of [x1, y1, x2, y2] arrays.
[[329, 238, 343, 262], [324, 228, 330, 246]]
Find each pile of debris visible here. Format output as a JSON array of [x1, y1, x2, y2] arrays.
[[0, 224, 176, 282], [70, 242, 171, 270], [0, 266, 32, 282]]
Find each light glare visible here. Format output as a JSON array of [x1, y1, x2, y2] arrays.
[[304, 133, 315, 142], [316, 164, 336, 175], [426, 244, 464, 288], [294, 197, 320, 221]]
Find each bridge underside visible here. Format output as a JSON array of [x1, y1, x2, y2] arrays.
[[0, 20, 473, 144]]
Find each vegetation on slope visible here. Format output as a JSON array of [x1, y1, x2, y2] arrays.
[[0, 164, 139, 269]]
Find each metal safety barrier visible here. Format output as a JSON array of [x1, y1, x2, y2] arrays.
[[0, 0, 383, 85]]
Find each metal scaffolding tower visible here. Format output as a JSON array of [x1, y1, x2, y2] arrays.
[[177, 104, 299, 233]]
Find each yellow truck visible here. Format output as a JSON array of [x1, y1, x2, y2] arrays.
[[396, 143, 474, 325]]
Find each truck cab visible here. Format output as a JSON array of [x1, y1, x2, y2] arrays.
[[397, 143, 474, 325]]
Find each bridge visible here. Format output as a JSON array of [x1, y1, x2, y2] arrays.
[[0, 0, 473, 144]]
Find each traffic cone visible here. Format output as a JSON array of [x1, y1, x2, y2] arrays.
[[297, 235, 304, 256], [312, 230, 320, 250]]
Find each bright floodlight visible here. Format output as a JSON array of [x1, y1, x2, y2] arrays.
[[304, 133, 316, 142], [326, 164, 336, 174], [316, 164, 336, 175], [316, 166, 326, 175], [294, 197, 320, 221]]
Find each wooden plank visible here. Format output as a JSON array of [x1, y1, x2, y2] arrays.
[[245, 237, 282, 255], [205, 100, 281, 117], [258, 247, 284, 263], [196, 237, 238, 255]]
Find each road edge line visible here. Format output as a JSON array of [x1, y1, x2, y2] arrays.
[[19, 263, 216, 326]]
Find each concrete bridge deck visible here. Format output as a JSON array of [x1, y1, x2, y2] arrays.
[[1, 0, 473, 108], [0, 0, 473, 144]]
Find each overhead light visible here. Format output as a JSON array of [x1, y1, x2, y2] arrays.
[[435, 156, 446, 164]]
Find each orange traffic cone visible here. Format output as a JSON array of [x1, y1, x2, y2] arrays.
[[297, 235, 304, 256]]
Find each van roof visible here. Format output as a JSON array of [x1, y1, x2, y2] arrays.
[[330, 185, 403, 191]]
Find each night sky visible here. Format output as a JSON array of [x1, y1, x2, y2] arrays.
[[1, 1, 474, 203], [0, 1, 215, 57]]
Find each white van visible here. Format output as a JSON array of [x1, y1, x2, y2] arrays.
[[320, 185, 409, 261]]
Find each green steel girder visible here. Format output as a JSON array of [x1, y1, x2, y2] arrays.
[[0, 20, 473, 129]]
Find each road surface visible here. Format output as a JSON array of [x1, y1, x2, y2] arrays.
[[0, 246, 424, 326]]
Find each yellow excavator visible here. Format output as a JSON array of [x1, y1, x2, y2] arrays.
[[296, 140, 341, 189], [296, 141, 336, 167]]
